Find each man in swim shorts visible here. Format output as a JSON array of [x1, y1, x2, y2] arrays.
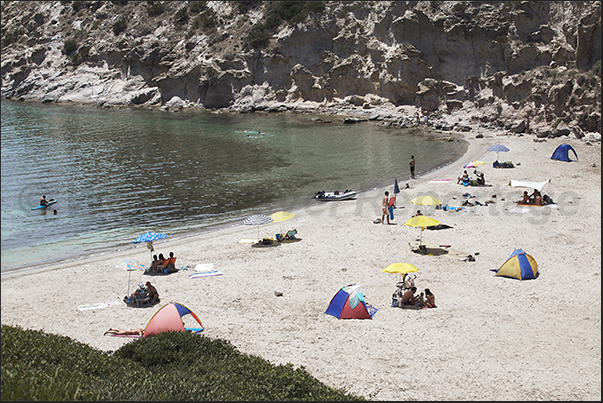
[[381, 191, 390, 225], [409, 155, 416, 179]]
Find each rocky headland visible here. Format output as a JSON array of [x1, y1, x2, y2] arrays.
[[1, 1, 601, 140]]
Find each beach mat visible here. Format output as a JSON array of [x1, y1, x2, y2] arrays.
[[251, 242, 281, 248], [189, 270, 223, 279], [194, 263, 215, 271], [107, 334, 142, 338], [78, 301, 120, 311]]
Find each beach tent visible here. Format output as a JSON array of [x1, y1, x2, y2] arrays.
[[143, 302, 204, 337], [325, 284, 377, 319], [550, 143, 578, 162], [493, 249, 538, 280]]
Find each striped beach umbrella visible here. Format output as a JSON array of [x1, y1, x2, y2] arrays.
[[244, 214, 273, 240]]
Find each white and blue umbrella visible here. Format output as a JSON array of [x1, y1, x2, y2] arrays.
[[133, 232, 167, 243], [133, 232, 167, 259], [487, 144, 510, 161], [244, 214, 273, 240]]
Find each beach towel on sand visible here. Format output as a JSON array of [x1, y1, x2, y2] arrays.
[[189, 270, 223, 279], [78, 301, 119, 311]]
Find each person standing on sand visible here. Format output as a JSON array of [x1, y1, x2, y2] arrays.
[[381, 191, 390, 225], [409, 155, 415, 179]]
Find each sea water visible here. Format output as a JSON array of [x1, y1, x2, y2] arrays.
[[1, 99, 466, 271]]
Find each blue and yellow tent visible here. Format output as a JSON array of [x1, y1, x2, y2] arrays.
[[493, 249, 538, 280]]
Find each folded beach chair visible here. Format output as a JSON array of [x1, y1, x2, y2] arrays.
[[285, 229, 298, 240]]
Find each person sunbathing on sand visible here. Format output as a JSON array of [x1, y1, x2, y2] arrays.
[[104, 328, 143, 336]]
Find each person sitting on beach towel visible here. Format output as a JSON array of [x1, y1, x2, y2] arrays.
[[457, 170, 470, 186], [146, 281, 159, 304], [157, 253, 166, 270], [150, 255, 160, 273], [520, 191, 532, 204], [164, 252, 178, 273], [475, 171, 486, 186], [423, 288, 436, 308], [400, 286, 422, 306], [104, 328, 143, 337]]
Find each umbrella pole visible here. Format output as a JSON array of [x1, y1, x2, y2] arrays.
[[127, 270, 131, 296]]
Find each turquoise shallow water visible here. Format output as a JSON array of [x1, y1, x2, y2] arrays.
[[1, 100, 466, 271]]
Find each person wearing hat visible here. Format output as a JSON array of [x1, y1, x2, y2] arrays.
[[146, 281, 159, 304]]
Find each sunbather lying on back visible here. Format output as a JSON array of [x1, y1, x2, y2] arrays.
[[104, 328, 143, 336]]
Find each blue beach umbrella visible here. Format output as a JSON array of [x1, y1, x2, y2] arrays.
[[394, 178, 400, 195], [133, 232, 167, 259], [133, 232, 167, 244], [487, 144, 510, 161]]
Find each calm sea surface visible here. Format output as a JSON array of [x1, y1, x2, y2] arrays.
[[1, 100, 466, 271]]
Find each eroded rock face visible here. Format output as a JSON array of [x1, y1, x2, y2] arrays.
[[1, 1, 600, 136]]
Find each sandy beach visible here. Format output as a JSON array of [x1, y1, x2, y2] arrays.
[[2, 128, 600, 401]]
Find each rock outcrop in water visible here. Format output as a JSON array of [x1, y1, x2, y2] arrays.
[[1, 1, 600, 139]]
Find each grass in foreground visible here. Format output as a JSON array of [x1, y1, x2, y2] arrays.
[[1, 325, 365, 401]]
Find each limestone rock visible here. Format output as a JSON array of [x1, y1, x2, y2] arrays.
[[0, 1, 600, 134]]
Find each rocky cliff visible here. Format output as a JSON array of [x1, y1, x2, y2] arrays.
[[1, 1, 601, 138]]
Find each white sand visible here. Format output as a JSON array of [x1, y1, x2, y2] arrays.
[[2, 130, 600, 401]]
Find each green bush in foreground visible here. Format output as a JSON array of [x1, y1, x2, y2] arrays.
[[1, 325, 365, 401]]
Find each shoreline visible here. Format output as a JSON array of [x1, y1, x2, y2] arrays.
[[1, 123, 468, 277], [2, 126, 600, 400]]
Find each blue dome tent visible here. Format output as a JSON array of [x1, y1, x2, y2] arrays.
[[550, 143, 578, 162]]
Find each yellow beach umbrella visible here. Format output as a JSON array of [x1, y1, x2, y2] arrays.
[[269, 211, 294, 233], [405, 216, 440, 245], [383, 263, 420, 287], [383, 263, 419, 274], [410, 195, 442, 215], [411, 195, 442, 206]]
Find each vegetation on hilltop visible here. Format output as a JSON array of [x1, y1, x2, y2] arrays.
[[1, 324, 365, 401]]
